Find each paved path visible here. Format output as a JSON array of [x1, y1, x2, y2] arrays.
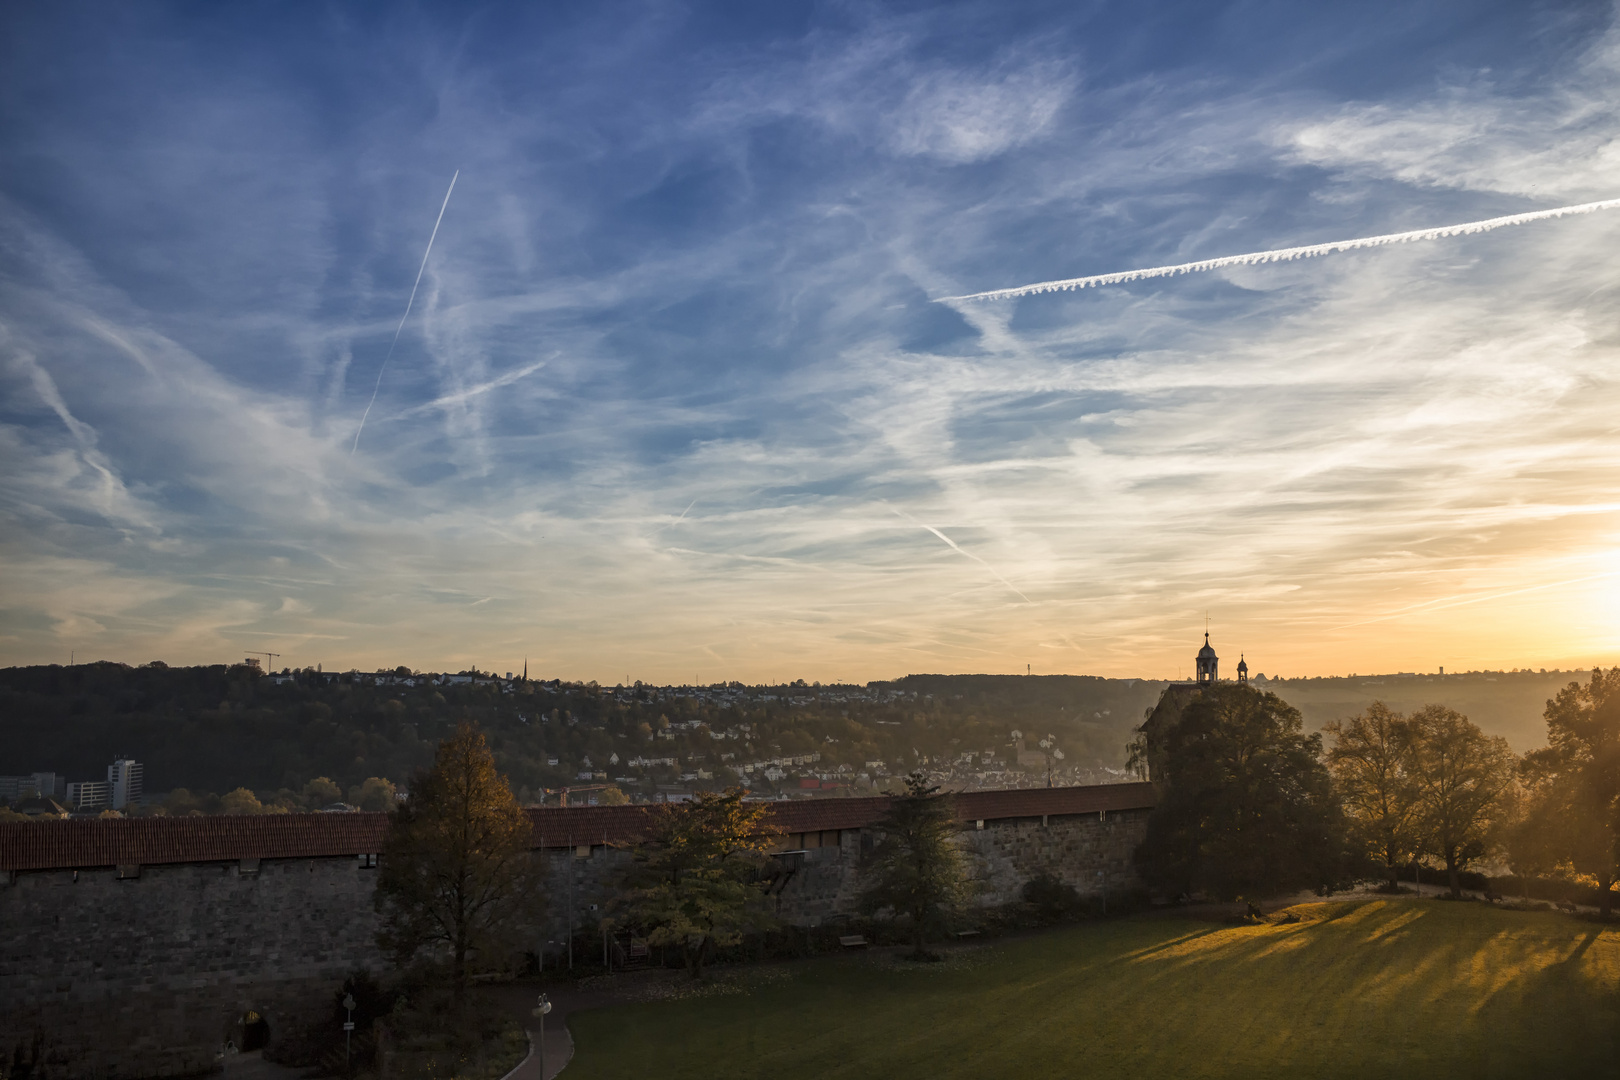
[[478, 982, 628, 1080], [218, 1050, 304, 1080]]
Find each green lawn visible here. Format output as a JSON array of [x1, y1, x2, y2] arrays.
[[566, 900, 1619, 1079]]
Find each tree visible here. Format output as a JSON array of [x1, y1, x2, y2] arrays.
[[618, 788, 776, 978], [301, 776, 342, 807], [220, 787, 264, 815], [374, 722, 542, 1013], [1408, 705, 1515, 899], [1325, 703, 1423, 889], [1515, 668, 1620, 916], [597, 785, 629, 806], [859, 773, 969, 958], [1133, 684, 1346, 900], [348, 776, 398, 811]]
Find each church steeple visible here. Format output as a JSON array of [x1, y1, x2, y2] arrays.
[[1237, 654, 1248, 684], [1195, 632, 1219, 684]]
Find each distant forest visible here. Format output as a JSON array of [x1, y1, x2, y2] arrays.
[[0, 661, 1585, 808]]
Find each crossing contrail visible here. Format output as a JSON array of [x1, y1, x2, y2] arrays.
[[886, 504, 1031, 603], [936, 197, 1620, 303], [351, 170, 460, 455]]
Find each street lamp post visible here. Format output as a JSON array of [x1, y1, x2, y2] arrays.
[[532, 995, 553, 1079], [342, 993, 356, 1079]]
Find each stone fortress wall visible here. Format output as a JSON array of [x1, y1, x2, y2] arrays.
[[536, 803, 1149, 948], [1, 858, 383, 1079], [1, 783, 1153, 1079]]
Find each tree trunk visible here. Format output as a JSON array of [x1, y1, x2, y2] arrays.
[[452, 941, 467, 1016], [1599, 876, 1614, 919], [685, 935, 709, 979], [1445, 855, 1461, 899]]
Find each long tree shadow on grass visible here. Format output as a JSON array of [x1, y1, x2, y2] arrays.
[[561, 899, 1617, 1080]]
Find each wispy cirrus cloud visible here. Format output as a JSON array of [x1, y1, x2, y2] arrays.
[[1, 1, 1617, 683]]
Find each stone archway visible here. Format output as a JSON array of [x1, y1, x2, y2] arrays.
[[239, 1010, 270, 1053]]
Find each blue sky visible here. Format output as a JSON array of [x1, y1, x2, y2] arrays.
[[3, 1, 1619, 681]]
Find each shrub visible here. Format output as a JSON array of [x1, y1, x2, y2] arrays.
[[1022, 873, 1082, 921]]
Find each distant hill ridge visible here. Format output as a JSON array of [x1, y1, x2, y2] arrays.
[[0, 664, 1587, 799]]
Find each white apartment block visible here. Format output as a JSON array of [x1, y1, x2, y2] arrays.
[[109, 758, 144, 810], [66, 780, 112, 809]]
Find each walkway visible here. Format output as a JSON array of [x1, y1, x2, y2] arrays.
[[478, 980, 626, 1080], [219, 1050, 305, 1080]]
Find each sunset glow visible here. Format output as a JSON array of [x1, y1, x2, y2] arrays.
[[3, 4, 1619, 682]]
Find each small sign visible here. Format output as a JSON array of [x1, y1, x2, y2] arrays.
[[343, 1022, 355, 1032]]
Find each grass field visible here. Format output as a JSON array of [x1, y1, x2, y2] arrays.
[[565, 900, 1619, 1079]]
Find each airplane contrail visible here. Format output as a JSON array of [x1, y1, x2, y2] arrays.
[[386, 357, 551, 420], [351, 170, 460, 455], [936, 197, 1620, 303], [887, 504, 1031, 603]]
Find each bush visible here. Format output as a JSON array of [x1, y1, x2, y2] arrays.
[[1392, 862, 1489, 892], [377, 975, 526, 1079], [1022, 874, 1083, 921], [1487, 875, 1620, 909]]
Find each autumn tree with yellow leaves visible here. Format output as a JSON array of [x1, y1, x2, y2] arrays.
[[618, 789, 777, 978], [375, 722, 543, 1012]]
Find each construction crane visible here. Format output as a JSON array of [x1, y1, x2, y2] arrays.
[[244, 651, 281, 672]]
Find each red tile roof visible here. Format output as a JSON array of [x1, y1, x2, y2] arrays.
[[0, 812, 391, 872], [0, 782, 1154, 872]]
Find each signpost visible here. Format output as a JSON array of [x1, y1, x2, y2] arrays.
[[342, 993, 356, 1079]]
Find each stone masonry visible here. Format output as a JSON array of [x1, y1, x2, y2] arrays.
[[0, 857, 383, 1078], [0, 782, 1154, 1078]]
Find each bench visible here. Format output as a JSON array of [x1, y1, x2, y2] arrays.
[[954, 929, 982, 940], [838, 935, 869, 948]]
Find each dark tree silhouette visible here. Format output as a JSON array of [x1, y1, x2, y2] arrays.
[[1408, 706, 1515, 899], [1326, 703, 1424, 888], [860, 773, 969, 958], [1133, 684, 1346, 900], [1515, 668, 1620, 916]]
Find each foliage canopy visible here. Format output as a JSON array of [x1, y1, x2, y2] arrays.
[[374, 722, 542, 1011], [618, 788, 777, 978], [1515, 667, 1620, 916], [1326, 702, 1424, 885], [859, 773, 970, 957], [1407, 705, 1516, 898], [1133, 684, 1346, 899]]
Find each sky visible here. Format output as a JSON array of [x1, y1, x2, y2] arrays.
[[2, 1, 1619, 684]]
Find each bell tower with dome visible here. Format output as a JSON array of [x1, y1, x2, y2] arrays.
[[1195, 633, 1219, 684]]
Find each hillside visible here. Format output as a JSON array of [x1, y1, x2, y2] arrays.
[[0, 663, 1588, 805], [1264, 669, 1580, 751]]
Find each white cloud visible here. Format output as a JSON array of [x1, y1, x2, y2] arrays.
[[889, 63, 1074, 163], [1281, 24, 1620, 198], [4, 7, 1619, 682]]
